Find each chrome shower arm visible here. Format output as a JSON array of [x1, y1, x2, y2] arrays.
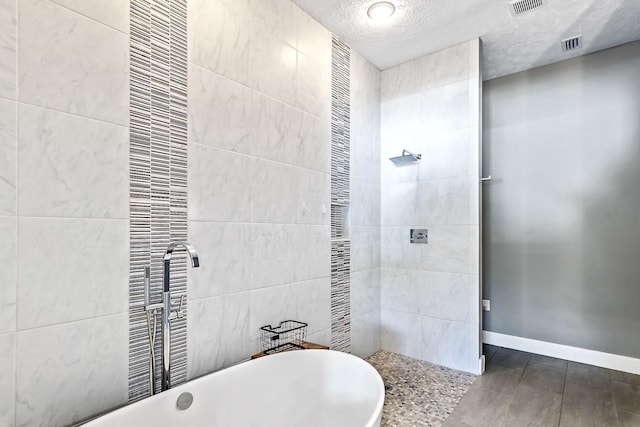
[[402, 149, 422, 160]]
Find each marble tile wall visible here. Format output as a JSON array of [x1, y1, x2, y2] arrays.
[[186, 0, 331, 378], [186, 0, 381, 378], [379, 39, 482, 374], [0, 0, 130, 425], [350, 50, 382, 358], [0, 2, 17, 424], [0, 0, 382, 424]]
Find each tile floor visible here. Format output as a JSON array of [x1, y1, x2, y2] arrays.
[[367, 351, 476, 426], [445, 345, 640, 426], [369, 346, 640, 427]]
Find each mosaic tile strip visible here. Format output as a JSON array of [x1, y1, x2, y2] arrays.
[[331, 36, 351, 207], [330, 35, 351, 352], [129, 0, 188, 402], [331, 240, 351, 352], [330, 205, 346, 240]]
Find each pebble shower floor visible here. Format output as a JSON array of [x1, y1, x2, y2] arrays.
[[366, 351, 476, 427]]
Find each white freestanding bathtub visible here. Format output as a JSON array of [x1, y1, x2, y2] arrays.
[[83, 350, 385, 427]]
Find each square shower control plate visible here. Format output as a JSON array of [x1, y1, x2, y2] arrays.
[[410, 229, 428, 243]]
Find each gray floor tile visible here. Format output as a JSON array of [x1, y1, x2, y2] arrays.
[[618, 410, 640, 426], [445, 387, 511, 427], [562, 381, 617, 423], [505, 385, 562, 426], [483, 344, 499, 361], [490, 348, 531, 370], [612, 381, 640, 415], [559, 410, 618, 427], [501, 420, 541, 427], [611, 369, 640, 387], [473, 363, 524, 394], [443, 418, 474, 427], [369, 348, 640, 427], [520, 363, 566, 394], [529, 354, 568, 371], [566, 362, 611, 389]]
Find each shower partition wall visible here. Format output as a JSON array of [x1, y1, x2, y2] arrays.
[[379, 39, 483, 374]]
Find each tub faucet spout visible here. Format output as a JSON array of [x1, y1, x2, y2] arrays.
[[162, 242, 199, 391]]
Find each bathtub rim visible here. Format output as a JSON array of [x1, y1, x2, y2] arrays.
[[78, 349, 385, 427]]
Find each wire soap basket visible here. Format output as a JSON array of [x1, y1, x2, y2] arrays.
[[260, 320, 308, 355]]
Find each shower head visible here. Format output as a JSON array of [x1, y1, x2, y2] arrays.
[[389, 149, 422, 165]]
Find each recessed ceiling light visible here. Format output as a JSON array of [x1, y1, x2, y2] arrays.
[[367, 2, 396, 20]]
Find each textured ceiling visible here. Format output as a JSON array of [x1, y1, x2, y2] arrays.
[[291, 0, 640, 80]]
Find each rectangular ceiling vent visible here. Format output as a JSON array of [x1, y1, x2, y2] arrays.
[[561, 35, 583, 52], [508, 0, 544, 16]]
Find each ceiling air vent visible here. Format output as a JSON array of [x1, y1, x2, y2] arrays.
[[561, 35, 583, 52], [508, 0, 544, 16]]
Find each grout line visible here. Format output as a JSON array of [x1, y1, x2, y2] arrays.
[[617, 410, 640, 423], [380, 174, 480, 184], [0, 94, 17, 104], [380, 74, 477, 103], [189, 275, 332, 302], [49, 0, 129, 36], [380, 223, 478, 228], [0, 325, 16, 339], [378, 267, 478, 278], [189, 62, 331, 123], [557, 357, 569, 426], [610, 370, 621, 426], [499, 354, 532, 425], [15, 215, 129, 222], [351, 177, 382, 186], [187, 219, 331, 227], [13, 0, 19, 422], [378, 122, 478, 142], [15, 311, 128, 334], [188, 140, 331, 175], [17, 100, 129, 128], [380, 308, 475, 326]]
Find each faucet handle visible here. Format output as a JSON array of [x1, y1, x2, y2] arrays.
[[175, 295, 186, 319], [168, 295, 186, 320]]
